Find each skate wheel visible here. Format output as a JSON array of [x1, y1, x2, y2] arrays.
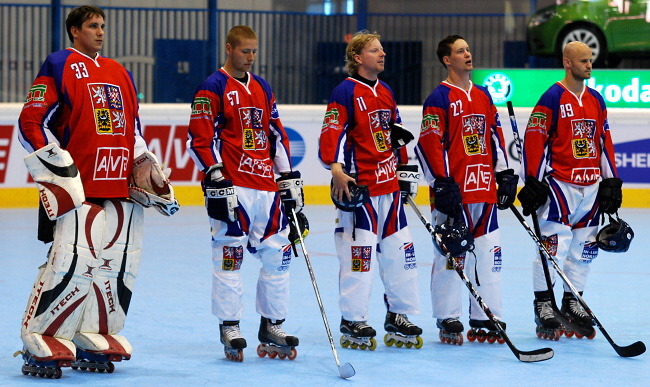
[[487, 334, 497, 344], [236, 350, 244, 362], [350, 342, 358, 349], [395, 340, 404, 348], [405, 341, 414, 348], [564, 330, 574, 338], [575, 332, 583, 339], [384, 334, 394, 347], [22, 369, 28, 376], [278, 353, 287, 360], [476, 330, 487, 343], [497, 335, 505, 344], [456, 334, 463, 346], [587, 329, 596, 340], [415, 336, 424, 349], [467, 329, 476, 342], [369, 338, 377, 351], [360, 343, 368, 350], [268, 351, 278, 359], [340, 337, 350, 348], [288, 348, 297, 360]]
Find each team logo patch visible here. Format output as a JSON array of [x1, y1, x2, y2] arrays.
[[191, 97, 211, 116], [94, 147, 130, 180], [492, 246, 502, 272], [446, 255, 465, 270], [483, 73, 513, 104], [421, 113, 440, 134], [581, 241, 599, 263], [25, 84, 47, 102], [461, 114, 486, 155], [375, 154, 397, 184], [351, 245, 372, 272], [278, 245, 292, 271], [464, 163, 492, 192], [238, 154, 274, 178], [239, 107, 266, 150], [222, 246, 244, 271], [402, 242, 417, 270], [542, 234, 558, 256], [527, 112, 547, 132], [88, 83, 125, 135], [368, 109, 391, 151], [571, 119, 597, 159], [322, 108, 340, 130]]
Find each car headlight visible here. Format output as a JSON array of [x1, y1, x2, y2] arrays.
[[528, 9, 556, 27]]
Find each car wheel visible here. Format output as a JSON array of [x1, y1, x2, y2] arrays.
[[558, 25, 607, 67]]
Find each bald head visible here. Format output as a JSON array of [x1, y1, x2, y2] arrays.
[[562, 41, 593, 85], [563, 42, 592, 63]]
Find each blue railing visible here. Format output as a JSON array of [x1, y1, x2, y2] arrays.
[[0, 3, 529, 104]]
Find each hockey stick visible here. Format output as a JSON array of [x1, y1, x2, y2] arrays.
[[289, 208, 355, 379], [509, 204, 646, 357], [506, 101, 593, 337], [406, 196, 554, 362]]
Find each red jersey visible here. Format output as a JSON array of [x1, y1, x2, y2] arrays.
[[416, 81, 509, 205], [522, 82, 617, 186], [186, 68, 291, 191], [18, 48, 145, 198], [318, 77, 408, 197]]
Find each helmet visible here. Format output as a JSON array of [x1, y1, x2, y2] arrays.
[[434, 218, 475, 257], [596, 215, 634, 253], [331, 180, 370, 212]]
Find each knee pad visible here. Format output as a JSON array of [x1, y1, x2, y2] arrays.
[[76, 200, 143, 341], [21, 202, 106, 356]]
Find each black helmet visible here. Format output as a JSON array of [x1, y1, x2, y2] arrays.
[[596, 214, 634, 253], [434, 218, 475, 257], [331, 180, 370, 212]]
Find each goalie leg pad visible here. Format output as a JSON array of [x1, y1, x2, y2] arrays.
[[75, 200, 143, 353], [24, 143, 85, 220], [21, 202, 106, 358]]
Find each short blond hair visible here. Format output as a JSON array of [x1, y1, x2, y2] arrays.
[[226, 25, 257, 47], [345, 30, 381, 76]]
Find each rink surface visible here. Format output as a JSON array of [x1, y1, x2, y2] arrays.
[[1, 204, 648, 386]]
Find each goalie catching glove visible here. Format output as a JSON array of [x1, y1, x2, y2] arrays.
[[129, 151, 179, 216]]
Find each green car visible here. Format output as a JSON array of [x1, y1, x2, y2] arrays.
[[527, 0, 650, 67]]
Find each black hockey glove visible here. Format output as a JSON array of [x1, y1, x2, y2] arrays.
[[288, 210, 310, 245], [390, 122, 414, 149], [433, 177, 462, 216], [204, 177, 239, 222], [397, 165, 419, 200], [598, 177, 623, 215], [517, 176, 549, 217], [495, 169, 519, 210]]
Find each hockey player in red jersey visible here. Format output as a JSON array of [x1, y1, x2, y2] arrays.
[[415, 35, 518, 345], [187, 25, 302, 362], [518, 41, 621, 339], [16, 5, 178, 379], [318, 31, 423, 351]]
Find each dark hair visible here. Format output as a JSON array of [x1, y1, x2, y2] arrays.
[[436, 34, 464, 67], [66, 5, 105, 43]]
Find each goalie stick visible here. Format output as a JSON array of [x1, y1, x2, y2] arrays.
[[406, 195, 554, 363], [288, 208, 355, 379], [506, 101, 593, 337], [507, 101, 645, 357]]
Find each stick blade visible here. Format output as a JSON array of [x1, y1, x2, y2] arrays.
[[615, 341, 646, 358], [517, 348, 554, 363], [338, 362, 355, 379]]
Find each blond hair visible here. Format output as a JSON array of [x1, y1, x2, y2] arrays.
[[226, 25, 257, 47], [345, 30, 381, 76]]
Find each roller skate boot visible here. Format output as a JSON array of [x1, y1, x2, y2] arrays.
[[560, 292, 596, 339], [533, 291, 563, 341], [257, 317, 299, 360], [71, 333, 132, 373], [340, 318, 377, 350], [467, 319, 506, 344], [383, 312, 423, 349], [436, 318, 464, 345], [220, 321, 247, 362], [15, 334, 75, 379]]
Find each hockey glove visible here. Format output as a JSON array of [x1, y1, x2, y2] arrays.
[[204, 177, 239, 222], [495, 169, 519, 210], [397, 165, 420, 200], [517, 176, 550, 217], [277, 171, 304, 211], [288, 210, 310, 245], [598, 177, 623, 214], [390, 122, 414, 149], [433, 177, 462, 216]]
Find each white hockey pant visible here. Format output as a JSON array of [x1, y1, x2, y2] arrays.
[[210, 187, 292, 322]]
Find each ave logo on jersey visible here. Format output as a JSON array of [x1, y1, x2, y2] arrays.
[[464, 163, 492, 192], [461, 114, 487, 156], [94, 147, 130, 180], [88, 83, 126, 135], [375, 154, 397, 184], [239, 107, 266, 150], [570, 167, 601, 184], [367, 109, 391, 151], [571, 119, 597, 159]]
